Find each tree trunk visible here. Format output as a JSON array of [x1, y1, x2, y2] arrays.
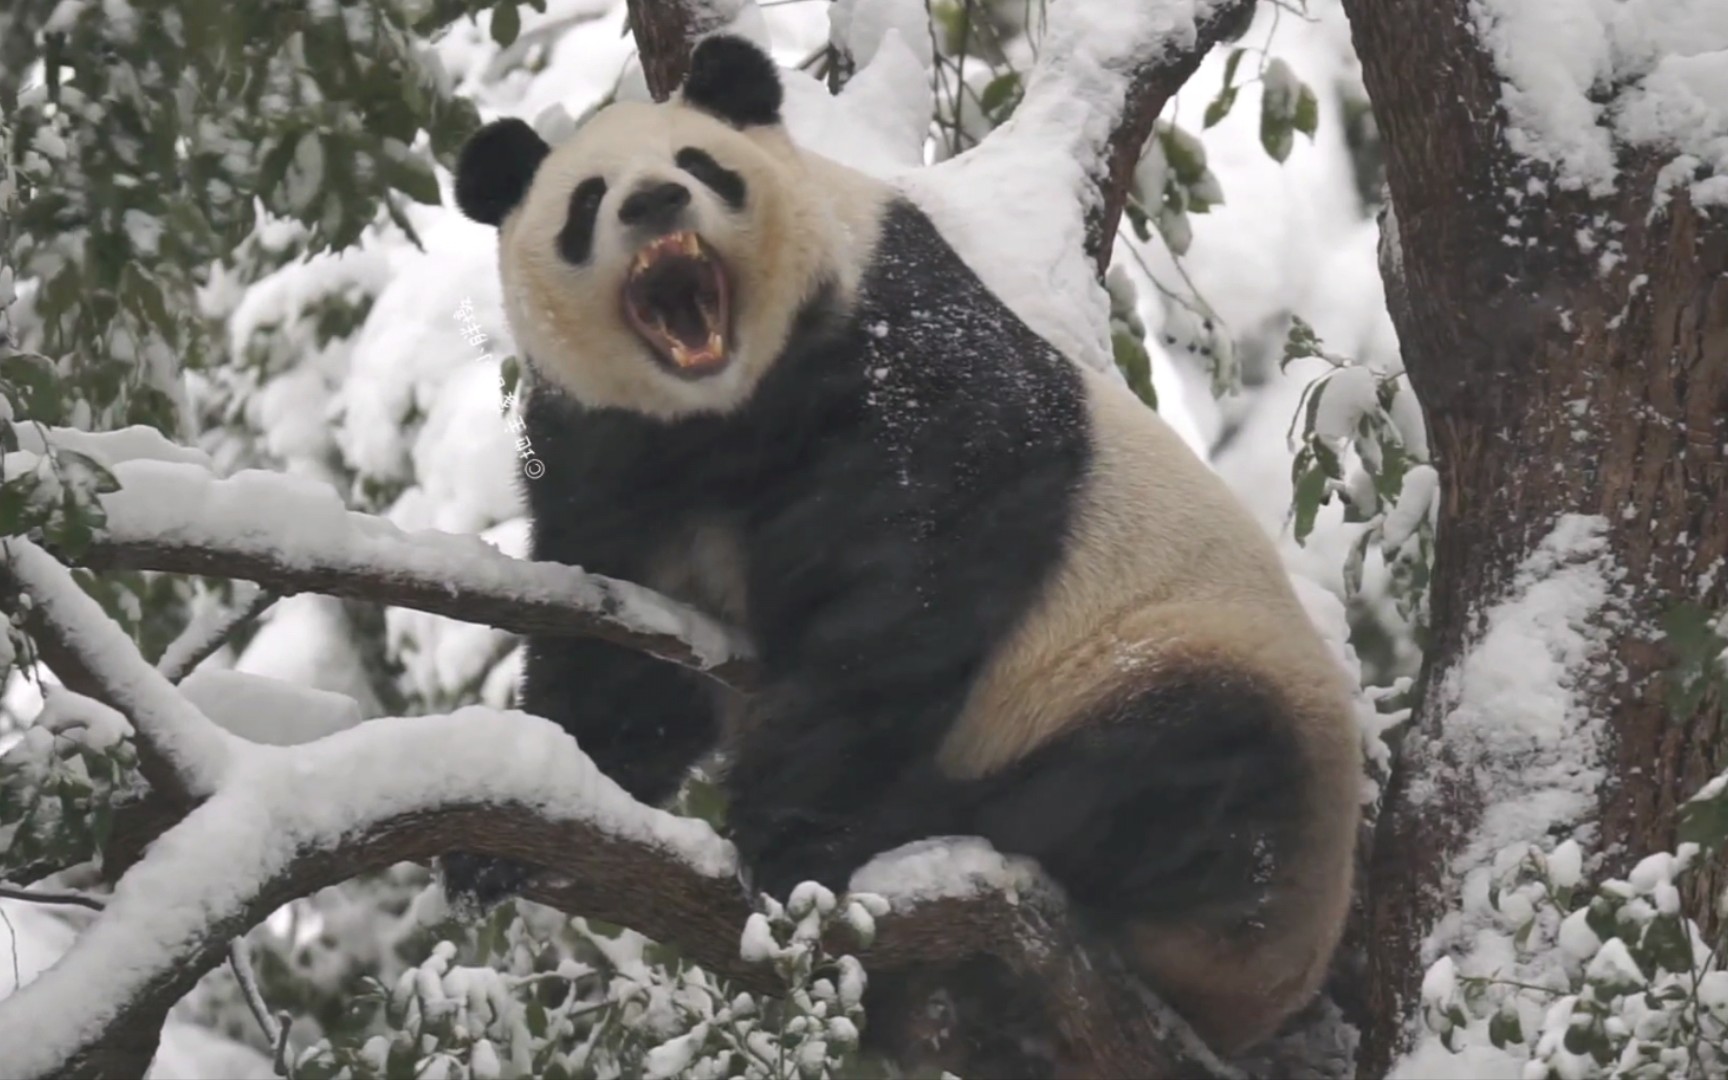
[[1340, 0, 1728, 1072], [625, 0, 740, 100]]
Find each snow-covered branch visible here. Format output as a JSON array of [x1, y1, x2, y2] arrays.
[[1078, 0, 1255, 271], [0, 704, 1232, 1080], [3, 528, 1230, 1079], [64, 458, 757, 690], [1, 538, 237, 801], [969, 0, 1254, 273]]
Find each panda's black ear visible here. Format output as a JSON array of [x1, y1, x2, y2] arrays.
[[454, 118, 551, 228], [682, 34, 782, 128]]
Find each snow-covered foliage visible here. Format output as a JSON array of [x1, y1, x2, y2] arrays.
[[293, 883, 882, 1079], [1406, 785, 1728, 1079], [0, 686, 142, 881]]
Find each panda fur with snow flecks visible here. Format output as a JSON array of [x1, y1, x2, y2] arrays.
[[447, 34, 1360, 1055]]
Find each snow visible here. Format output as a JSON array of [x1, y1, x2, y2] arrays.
[[1417, 514, 1615, 867], [828, 0, 932, 72], [177, 669, 363, 746], [901, 1, 1219, 376], [12, 423, 213, 471], [0, 901, 270, 1079], [1393, 514, 1618, 1077], [0, 707, 737, 1077], [5, 540, 239, 796], [1390, 1040, 1525, 1080], [1313, 365, 1378, 441], [1472, 0, 1728, 203], [1583, 938, 1645, 989], [1383, 464, 1438, 551], [848, 836, 1044, 906], [91, 458, 750, 677]]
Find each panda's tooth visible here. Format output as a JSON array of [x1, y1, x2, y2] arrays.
[[682, 232, 700, 257], [707, 331, 724, 357]]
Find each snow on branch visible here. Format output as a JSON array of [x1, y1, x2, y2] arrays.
[[899, 0, 1253, 371], [63, 457, 757, 690], [968, 0, 1253, 272], [0, 703, 1234, 1080], [1, 538, 237, 801]]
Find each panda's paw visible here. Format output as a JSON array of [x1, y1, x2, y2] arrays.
[[745, 842, 854, 908], [441, 852, 532, 917]]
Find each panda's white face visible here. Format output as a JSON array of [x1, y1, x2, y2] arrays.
[[500, 101, 841, 419]]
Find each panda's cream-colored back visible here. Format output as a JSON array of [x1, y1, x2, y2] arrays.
[[940, 364, 1359, 1051]]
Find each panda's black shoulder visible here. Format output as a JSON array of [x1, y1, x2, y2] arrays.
[[847, 197, 1093, 440]]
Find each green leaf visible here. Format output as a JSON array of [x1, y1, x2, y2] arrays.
[[1125, 201, 1152, 242], [1261, 110, 1294, 163], [1292, 464, 1328, 545], [1661, 603, 1727, 726], [1680, 773, 1728, 850], [1112, 330, 1157, 411], [980, 72, 1021, 121], [1203, 86, 1239, 129], [1160, 124, 1207, 183], [1281, 316, 1322, 371], [491, 2, 521, 46], [1489, 1008, 1523, 1049], [1154, 202, 1191, 256], [1295, 82, 1320, 139], [1222, 47, 1246, 90], [381, 148, 441, 206]]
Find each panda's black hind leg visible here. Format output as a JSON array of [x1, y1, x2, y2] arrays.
[[966, 675, 1306, 923]]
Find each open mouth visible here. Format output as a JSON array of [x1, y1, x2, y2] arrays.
[[621, 231, 731, 377]]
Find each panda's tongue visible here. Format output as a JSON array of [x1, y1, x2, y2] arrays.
[[624, 231, 730, 376]]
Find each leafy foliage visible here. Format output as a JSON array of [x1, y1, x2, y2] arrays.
[[0, 688, 143, 881], [1419, 810, 1728, 1079], [295, 882, 882, 1080], [1284, 317, 1434, 628]]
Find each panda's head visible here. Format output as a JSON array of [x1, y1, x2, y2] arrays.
[[456, 35, 859, 419]]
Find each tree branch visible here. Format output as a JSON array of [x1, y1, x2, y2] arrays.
[[1083, 1, 1255, 273], [0, 706, 1234, 1080], [1, 539, 233, 802], [625, 0, 743, 100], [63, 459, 757, 691]]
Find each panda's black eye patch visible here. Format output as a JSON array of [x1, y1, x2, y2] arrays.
[[675, 148, 746, 210], [557, 177, 608, 265]]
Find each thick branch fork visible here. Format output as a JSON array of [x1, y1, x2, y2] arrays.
[[0, 707, 1228, 1080]]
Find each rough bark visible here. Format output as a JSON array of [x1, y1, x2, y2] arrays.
[[1341, 0, 1728, 1071], [625, 0, 740, 100]]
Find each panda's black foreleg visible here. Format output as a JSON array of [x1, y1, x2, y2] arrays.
[[722, 681, 971, 902], [442, 634, 721, 909], [965, 677, 1306, 924], [519, 634, 721, 805]]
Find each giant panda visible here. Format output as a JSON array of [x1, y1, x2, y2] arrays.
[[449, 34, 1360, 1055]]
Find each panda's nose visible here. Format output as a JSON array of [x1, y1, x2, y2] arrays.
[[618, 181, 691, 230]]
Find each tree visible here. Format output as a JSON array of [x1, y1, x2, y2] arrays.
[[3, 0, 1726, 1078], [1338, 0, 1728, 1072]]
